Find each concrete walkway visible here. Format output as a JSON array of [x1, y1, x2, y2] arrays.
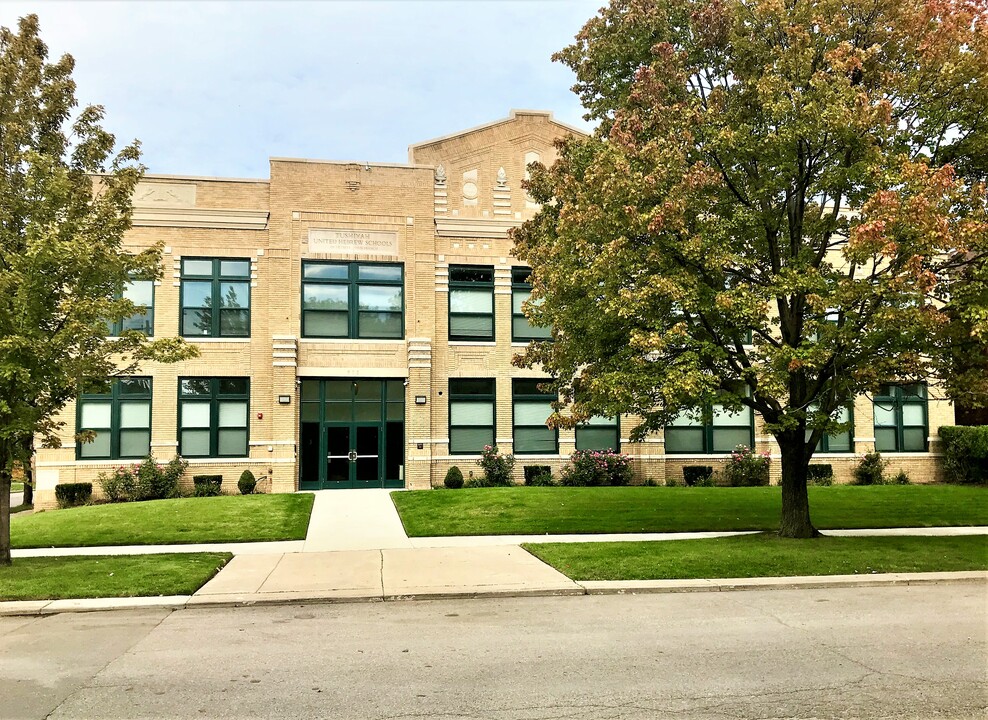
[[4, 489, 987, 615]]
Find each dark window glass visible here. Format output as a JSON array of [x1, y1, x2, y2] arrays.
[[180, 258, 250, 338], [512, 378, 557, 454], [511, 267, 551, 341], [449, 379, 495, 454], [665, 403, 754, 454], [449, 265, 494, 341], [874, 384, 927, 452], [302, 262, 403, 339], [178, 377, 249, 457], [77, 378, 152, 460]]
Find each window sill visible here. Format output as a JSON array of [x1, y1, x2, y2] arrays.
[[449, 341, 496, 346], [184, 337, 252, 343], [299, 338, 405, 344]]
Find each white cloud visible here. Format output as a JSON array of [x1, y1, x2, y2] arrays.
[[0, 1, 600, 177]]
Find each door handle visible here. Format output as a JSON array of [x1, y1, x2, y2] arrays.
[[347, 450, 357, 462]]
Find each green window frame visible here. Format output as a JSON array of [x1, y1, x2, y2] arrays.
[[180, 258, 251, 338], [874, 383, 928, 452], [302, 261, 404, 339], [665, 403, 755, 454], [76, 377, 152, 460], [512, 379, 558, 454], [178, 377, 250, 458], [449, 265, 494, 341], [806, 405, 854, 453], [449, 379, 496, 454], [511, 267, 551, 341], [575, 416, 620, 452], [109, 279, 154, 336]]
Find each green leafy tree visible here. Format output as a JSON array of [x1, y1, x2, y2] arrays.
[[0, 16, 197, 565], [514, 0, 988, 537]]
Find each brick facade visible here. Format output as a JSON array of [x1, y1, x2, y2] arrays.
[[32, 110, 950, 508]]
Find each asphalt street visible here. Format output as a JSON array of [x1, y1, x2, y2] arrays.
[[1, 583, 985, 720]]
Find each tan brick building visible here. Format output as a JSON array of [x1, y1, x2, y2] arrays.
[[32, 110, 951, 507]]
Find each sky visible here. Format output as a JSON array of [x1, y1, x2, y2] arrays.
[[0, 1, 602, 178]]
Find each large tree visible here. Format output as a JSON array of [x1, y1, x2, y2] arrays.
[[514, 0, 988, 537], [0, 15, 196, 565]]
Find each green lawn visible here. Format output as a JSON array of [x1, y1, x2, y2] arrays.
[[11, 494, 314, 548], [524, 534, 988, 581], [392, 485, 988, 536], [11, 482, 23, 493], [0, 553, 232, 601]]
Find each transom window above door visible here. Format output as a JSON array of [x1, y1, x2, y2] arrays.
[[302, 262, 404, 339]]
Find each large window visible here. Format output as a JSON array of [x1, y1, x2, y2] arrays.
[[512, 379, 558, 454], [806, 405, 853, 453], [302, 262, 403, 339], [511, 267, 551, 341], [180, 258, 250, 337], [449, 379, 495, 454], [874, 384, 927, 452], [109, 279, 154, 336], [665, 403, 754, 454], [576, 416, 620, 452], [449, 265, 494, 341], [178, 377, 249, 457], [77, 378, 152, 459]]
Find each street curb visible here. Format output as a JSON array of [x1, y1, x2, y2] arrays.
[[2, 571, 984, 617]]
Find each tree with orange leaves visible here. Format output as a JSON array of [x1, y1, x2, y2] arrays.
[[514, 0, 988, 537]]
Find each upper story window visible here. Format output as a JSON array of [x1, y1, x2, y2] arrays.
[[665, 403, 754, 454], [449, 379, 496, 454], [874, 383, 927, 452], [449, 265, 494, 341], [806, 405, 853, 453], [302, 262, 403, 339], [512, 379, 558, 454], [178, 377, 250, 458], [180, 258, 250, 338], [109, 279, 154, 336], [77, 377, 152, 459], [511, 267, 551, 342]]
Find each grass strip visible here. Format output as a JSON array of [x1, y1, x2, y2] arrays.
[[392, 485, 988, 537], [11, 482, 23, 493], [12, 494, 314, 548], [523, 534, 988, 581], [0, 552, 232, 601]]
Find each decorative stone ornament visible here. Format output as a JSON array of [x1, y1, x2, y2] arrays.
[[496, 167, 507, 189], [435, 163, 447, 185]]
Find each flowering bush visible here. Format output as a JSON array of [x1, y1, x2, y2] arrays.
[[476, 445, 515, 486], [724, 445, 770, 487], [560, 449, 633, 487], [98, 455, 188, 502]]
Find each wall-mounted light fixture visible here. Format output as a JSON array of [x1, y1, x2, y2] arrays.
[[278, 395, 291, 405], [415, 396, 427, 405]]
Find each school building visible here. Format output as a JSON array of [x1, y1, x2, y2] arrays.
[[32, 110, 952, 507]]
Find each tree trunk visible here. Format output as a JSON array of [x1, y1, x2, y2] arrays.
[[22, 466, 33, 506], [777, 433, 820, 538], [0, 465, 11, 566]]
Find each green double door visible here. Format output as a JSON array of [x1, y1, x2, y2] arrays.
[[299, 379, 404, 489]]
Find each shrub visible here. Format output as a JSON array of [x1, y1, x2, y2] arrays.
[[99, 466, 136, 502], [238, 469, 257, 495], [892, 469, 911, 485], [807, 464, 834, 486], [560, 449, 633, 487], [853, 452, 889, 485], [477, 445, 515, 486], [55, 482, 92, 508], [193, 475, 223, 497], [444, 466, 464, 489], [664, 476, 681, 487], [939, 426, 988, 484], [682, 466, 713, 487], [97, 455, 187, 503], [524, 465, 553, 486], [724, 446, 771, 486]]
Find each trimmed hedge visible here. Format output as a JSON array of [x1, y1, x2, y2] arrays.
[[444, 466, 464, 490], [238, 470, 257, 495], [55, 482, 92, 508], [193, 475, 223, 497], [683, 466, 713, 487], [939, 426, 988, 484], [524, 465, 553, 486]]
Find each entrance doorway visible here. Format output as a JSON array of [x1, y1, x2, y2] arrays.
[[299, 379, 404, 489]]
